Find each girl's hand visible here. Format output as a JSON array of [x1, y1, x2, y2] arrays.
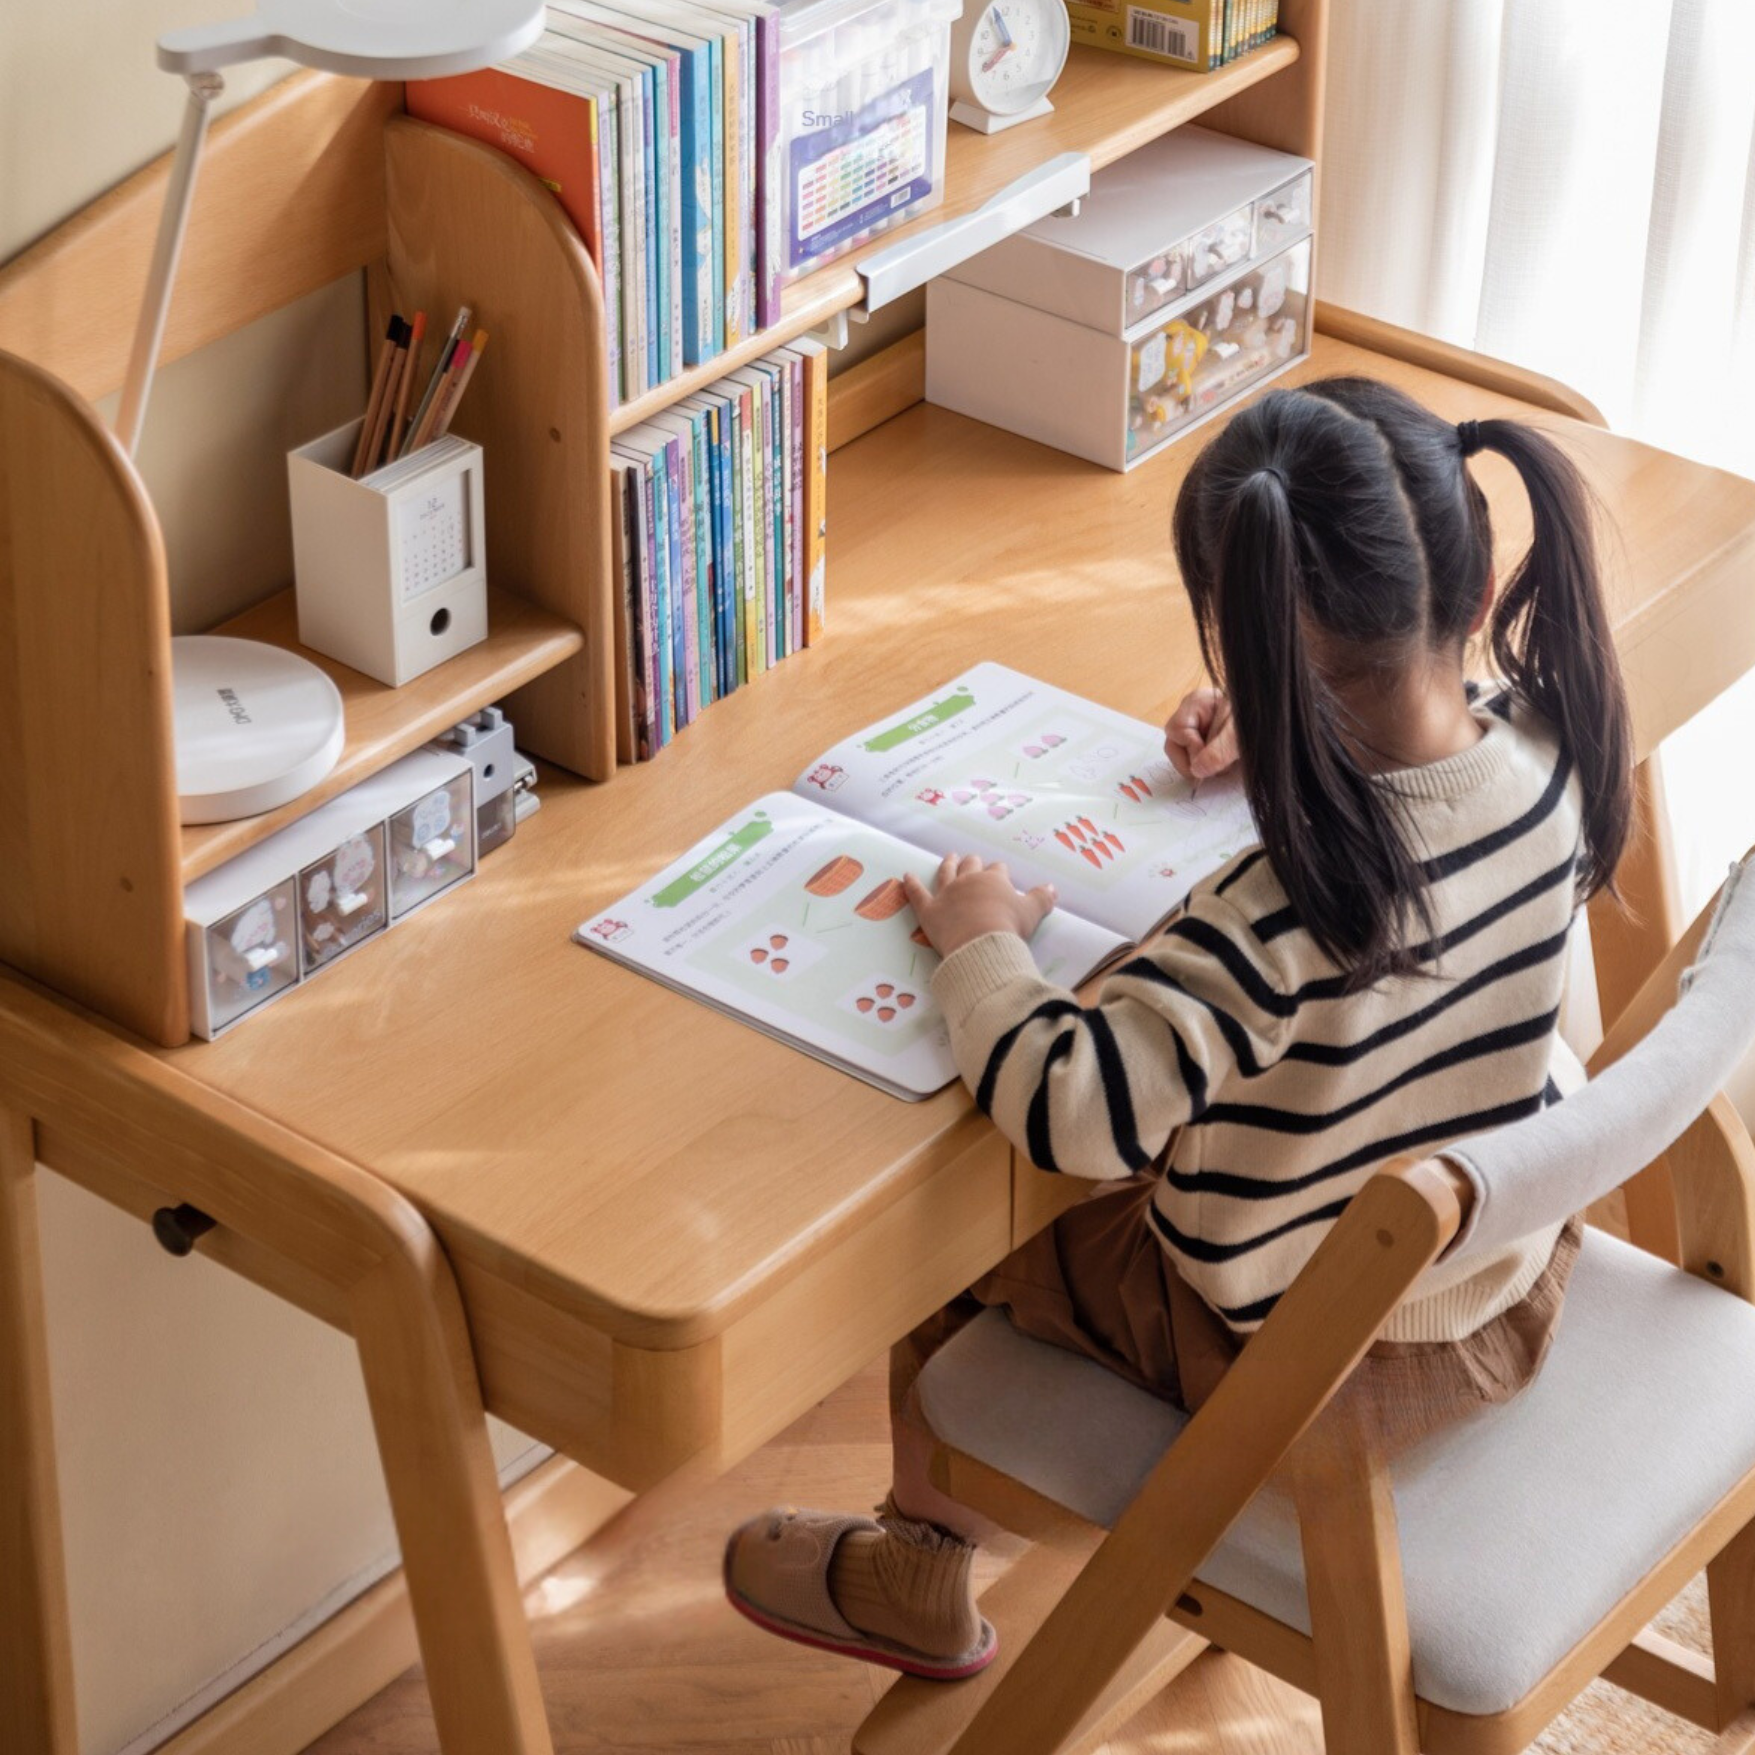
[[902, 854, 1056, 958], [1164, 687, 1239, 781]]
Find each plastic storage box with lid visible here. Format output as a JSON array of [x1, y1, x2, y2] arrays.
[[938, 126, 1312, 331], [182, 747, 477, 1040], [925, 129, 1314, 472], [776, 0, 964, 283], [927, 236, 1312, 470]]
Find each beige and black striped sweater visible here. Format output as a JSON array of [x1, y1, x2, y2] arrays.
[[932, 694, 1580, 1341]]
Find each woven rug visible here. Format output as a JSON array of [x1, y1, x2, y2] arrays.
[[1533, 1575, 1713, 1753]]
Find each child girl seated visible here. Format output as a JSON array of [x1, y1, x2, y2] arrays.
[[724, 376, 1633, 1678]]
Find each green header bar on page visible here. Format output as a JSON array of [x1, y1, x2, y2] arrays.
[[862, 687, 975, 753], [651, 815, 774, 907]]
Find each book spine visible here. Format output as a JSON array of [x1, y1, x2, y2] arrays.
[[706, 37, 727, 356], [609, 463, 635, 760], [729, 392, 748, 684], [775, 368, 789, 663], [753, 376, 772, 672], [663, 436, 690, 726], [719, 27, 744, 345], [673, 424, 700, 721], [787, 353, 804, 654], [618, 84, 644, 401], [712, 401, 735, 695], [798, 338, 828, 646], [738, 387, 760, 678], [641, 69, 662, 388], [677, 47, 715, 366], [628, 464, 652, 759], [691, 412, 714, 707], [742, 19, 758, 340], [774, 358, 793, 659], [597, 94, 622, 408], [755, 10, 781, 330], [667, 60, 686, 379], [636, 455, 668, 748]]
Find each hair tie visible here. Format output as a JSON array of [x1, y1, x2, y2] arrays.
[[1252, 464, 1289, 491], [1456, 419, 1484, 458]]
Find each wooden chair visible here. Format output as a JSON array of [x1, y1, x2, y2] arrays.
[[853, 848, 1755, 1755]]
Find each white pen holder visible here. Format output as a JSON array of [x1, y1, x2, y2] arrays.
[[288, 419, 488, 687]]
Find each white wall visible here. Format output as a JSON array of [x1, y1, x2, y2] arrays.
[[2, 8, 544, 1753]]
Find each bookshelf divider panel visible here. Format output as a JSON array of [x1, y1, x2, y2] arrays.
[[0, 352, 189, 1046], [383, 117, 618, 783]]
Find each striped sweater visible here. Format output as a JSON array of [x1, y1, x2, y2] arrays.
[[932, 695, 1581, 1341]]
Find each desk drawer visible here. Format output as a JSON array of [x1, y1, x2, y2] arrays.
[[716, 1123, 1011, 1467], [458, 1122, 1012, 1487]]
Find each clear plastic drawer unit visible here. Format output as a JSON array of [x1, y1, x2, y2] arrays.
[[925, 125, 1314, 472], [183, 748, 477, 1039]]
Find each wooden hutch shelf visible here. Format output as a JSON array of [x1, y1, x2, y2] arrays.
[[182, 586, 584, 881], [608, 36, 1302, 436], [0, 12, 1324, 1051]]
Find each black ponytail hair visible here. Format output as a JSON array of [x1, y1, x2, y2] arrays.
[[1172, 376, 1632, 989]]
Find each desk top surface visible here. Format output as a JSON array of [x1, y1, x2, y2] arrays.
[[160, 333, 1755, 1348]]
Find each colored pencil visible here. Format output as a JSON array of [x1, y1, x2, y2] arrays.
[[385, 310, 427, 463], [432, 330, 489, 440], [406, 304, 472, 450], [350, 316, 404, 476], [357, 315, 410, 477]]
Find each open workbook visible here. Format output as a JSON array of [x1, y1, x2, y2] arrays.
[[575, 663, 1257, 1098]]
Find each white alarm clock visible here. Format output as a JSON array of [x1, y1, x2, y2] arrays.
[[948, 0, 1071, 134]]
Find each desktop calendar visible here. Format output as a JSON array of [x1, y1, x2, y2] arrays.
[[397, 470, 474, 602]]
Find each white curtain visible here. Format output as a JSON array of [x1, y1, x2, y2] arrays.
[[1317, 0, 1755, 1113], [1319, 0, 1755, 480]]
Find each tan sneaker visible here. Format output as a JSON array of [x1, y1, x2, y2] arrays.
[[723, 1506, 997, 1680]]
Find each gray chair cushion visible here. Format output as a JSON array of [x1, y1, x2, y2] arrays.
[[915, 1227, 1755, 1717]]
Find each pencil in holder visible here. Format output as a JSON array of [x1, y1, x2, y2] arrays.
[[288, 418, 488, 687]]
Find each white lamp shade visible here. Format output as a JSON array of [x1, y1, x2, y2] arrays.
[[158, 0, 546, 79]]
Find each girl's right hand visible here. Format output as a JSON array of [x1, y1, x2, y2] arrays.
[[1164, 688, 1239, 781]]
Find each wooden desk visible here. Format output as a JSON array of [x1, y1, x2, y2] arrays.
[[7, 329, 1755, 1755]]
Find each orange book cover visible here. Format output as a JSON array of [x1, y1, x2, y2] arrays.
[[407, 66, 602, 269]]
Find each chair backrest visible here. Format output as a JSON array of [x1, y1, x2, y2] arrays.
[[1444, 854, 1755, 1266], [899, 853, 1755, 1755]]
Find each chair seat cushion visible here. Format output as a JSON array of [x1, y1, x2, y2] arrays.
[[914, 1227, 1755, 1717]]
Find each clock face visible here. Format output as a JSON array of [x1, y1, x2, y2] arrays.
[[966, 0, 1069, 113]]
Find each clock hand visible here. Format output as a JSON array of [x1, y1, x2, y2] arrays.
[[988, 4, 1014, 48], [980, 38, 1016, 71]]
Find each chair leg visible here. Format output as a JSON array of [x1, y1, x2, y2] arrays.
[[0, 1106, 79, 1755], [350, 1239, 554, 1755], [1294, 1421, 1421, 1755], [1709, 1516, 1755, 1730]]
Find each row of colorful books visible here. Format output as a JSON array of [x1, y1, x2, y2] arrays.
[[409, 1, 780, 410], [1212, 0, 1280, 63], [610, 337, 828, 761], [1069, 0, 1279, 69]]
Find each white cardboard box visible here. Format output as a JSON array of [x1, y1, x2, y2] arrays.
[[942, 125, 1313, 336], [289, 421, 489, 688], [928, 234, 1313, 472]]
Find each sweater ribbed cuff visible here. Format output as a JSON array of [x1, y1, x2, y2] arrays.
[[930, 932, 1044, 1030]]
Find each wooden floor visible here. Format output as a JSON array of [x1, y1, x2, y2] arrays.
[[304, 1340, 1711, 1755]]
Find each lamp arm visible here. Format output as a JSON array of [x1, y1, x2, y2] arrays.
[[115, 70, 225, 458]]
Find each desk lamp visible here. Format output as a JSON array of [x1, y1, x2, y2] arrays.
[[117, 0, 545, 824]]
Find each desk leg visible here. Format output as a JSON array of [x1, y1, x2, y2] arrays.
[[351, 1245, 554, 1755], [0, 1105, 79, 1755], [1588, 754, 1685, 1262]]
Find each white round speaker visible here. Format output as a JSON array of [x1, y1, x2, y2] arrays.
[[173, 636, 346, 825]]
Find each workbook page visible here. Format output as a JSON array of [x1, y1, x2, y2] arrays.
[[795, 663, 1257, 942], [575, 793, 1123, 1099]]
